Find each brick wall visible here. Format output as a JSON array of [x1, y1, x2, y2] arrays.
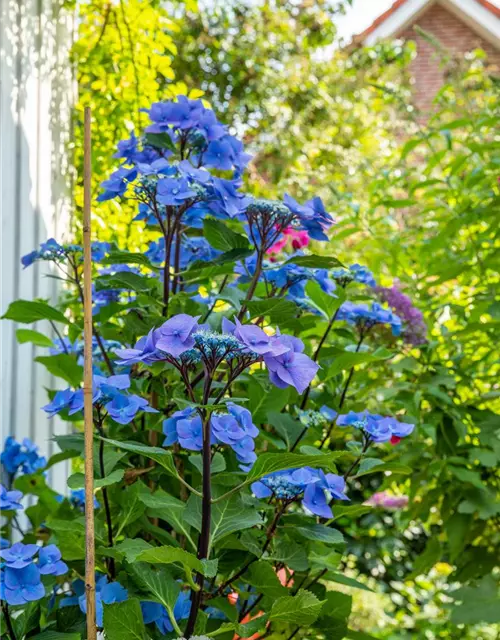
[[397, 2, 500, 112]]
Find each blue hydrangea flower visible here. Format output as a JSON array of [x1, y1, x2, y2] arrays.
[[337, 302, 402, 336], [264, 335, 319, 394], [0, 542, 39, 568], [105, 393, 158, 425], [283, 194, 335, 241], [21, 238, 79, 268], [0, 564, 45, 605], [38, 544, 68, 576], [79, 576, 128, 628], [252, 467, 348, 518], [0, 485, 23, 511], [210, 177, 249, 218], [156, 177, 196, 206], [97, 166, 137, 202], [115, 328, 164, 366], [136, 157, 172, 176], [91, 241, 112, 262], [42, 388, 75, 417], [337, 411, 414, 443], [141, 590, 191, 633], [1, 437, 46, 476], [349, 264, 376, 287], [68, 488, 100, 510], [156, 314, 201, 358]]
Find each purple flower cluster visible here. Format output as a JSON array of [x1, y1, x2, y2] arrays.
[[366, 491, 409, 510], [337, 411, 414, 443], [337, 302, 402, 336], [116, 315, 320, 395], [0, 543, 67, 606], [252, 468, 349, 518], [1, 437, 46, 477], [375, 283, 427, 346], [42, 374, 157, 425], [164, 402, 259, 466]]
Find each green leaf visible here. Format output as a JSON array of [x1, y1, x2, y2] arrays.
[[246, 451, 348, 485], [138, 489, 196, 550], [246, 298, 299, 322], [102, 598, 147, 640], [2, 299, 69, 324], [450, 575, 500, 624], [185, 494, 263, 549], [327, 347, 393, 378], [115, 483, 146, 536], [128, 564, 182, 634], [16, 328, 54, 347], [134, 545, 218, 582], [270, 538, 309, 572], [96, 272, 155, 292], [203, 218, 250, 251], [295, 525, 344, 545], [44, 449, 80, 471], [186, 248, 254, 275], [189, 452, 226, 475], [35, 355, 83, 386], [102, 438, 178, 478], [326, 573, 374, 592], [113, 539, 153, 563], [355, 461, 412, 477], [31, 633, 81, 640], [408, 537, 441, 579], [270, 589, 325, 626], [306, 281, 345, 319], [449, 465, 484, 489], [267, 411, 304, 450], [246, 561, 288, 599], [67, 469, 124, 490], [282, 255, 344, 269], [100, 251, 153, 267]]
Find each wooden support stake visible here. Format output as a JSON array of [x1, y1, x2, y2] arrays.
[[83, 106, 97, 640]]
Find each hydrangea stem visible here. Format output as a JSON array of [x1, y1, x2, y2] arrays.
[[237, 250, 264, 319], [184, 373, 213, 638], [1, 602, 17, 640]]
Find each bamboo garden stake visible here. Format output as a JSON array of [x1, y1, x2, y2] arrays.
[[83, 106, 97, 640]]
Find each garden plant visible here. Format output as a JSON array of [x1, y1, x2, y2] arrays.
[[0, 95, 423, 639]]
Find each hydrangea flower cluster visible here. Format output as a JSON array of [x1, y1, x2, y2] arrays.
[[141, 591, 191, 634], [0, 484, 23, 511], [337, 301, 402, 336], [1, 437, 46, 478], [116, 314, 320, 395], [252, 468, 349, 518], [375, 283, 427, 346], [21, 238, 81, 268], [0, 543, 67, 605], [366, 491, 409, 509], [42, 374, 157, 424], [164, 402, 259, 466], [337, 411, 414, 444], [297, 405, 337, 429], [61, 575, 128, 627]]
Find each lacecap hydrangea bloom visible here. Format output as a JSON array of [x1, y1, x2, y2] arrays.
[[116, 314, 320, 395], [141, 591, 191, 634], [61, 575, 128, 628], [252, 467, 349, 518], [42, 374, 157, 424], [337, 301, 402, 336], [0, 484, 23, 511], [337, 411, 414, 444]]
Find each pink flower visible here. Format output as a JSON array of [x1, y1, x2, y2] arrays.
[[267, 227, 310, 259], [366, 491, 408, 510]]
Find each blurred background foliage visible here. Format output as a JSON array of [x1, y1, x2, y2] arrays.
[[71, 0, 499, 637]]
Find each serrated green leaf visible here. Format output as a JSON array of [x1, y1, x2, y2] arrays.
[[134, 545, 218, 582], [67, 469, 124, 490], [138, 489, 196, 550], [354, 461, 412, 477], [295, 524, 344, 545], [282, 255, 344, 269], [101, 438, 178, 478], [203, 218, 250, 252], [102, 598, 146, 640], [246, 561, 288, 599], [270, 589, 325, 626]]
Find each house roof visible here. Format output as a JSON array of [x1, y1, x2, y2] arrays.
[[354, 0, 500, 48]]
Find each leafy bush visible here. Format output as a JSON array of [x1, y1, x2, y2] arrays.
[[1, 96, 420, 639]]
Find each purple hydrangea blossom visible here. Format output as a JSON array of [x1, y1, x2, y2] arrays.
[[156, 314, 201, 358], [114, 328, 164, 366], [375, 283, 427, 345], [264, 335, 320, 394]]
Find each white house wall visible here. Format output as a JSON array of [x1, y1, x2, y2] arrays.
[[1, 0, 74, 490]]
